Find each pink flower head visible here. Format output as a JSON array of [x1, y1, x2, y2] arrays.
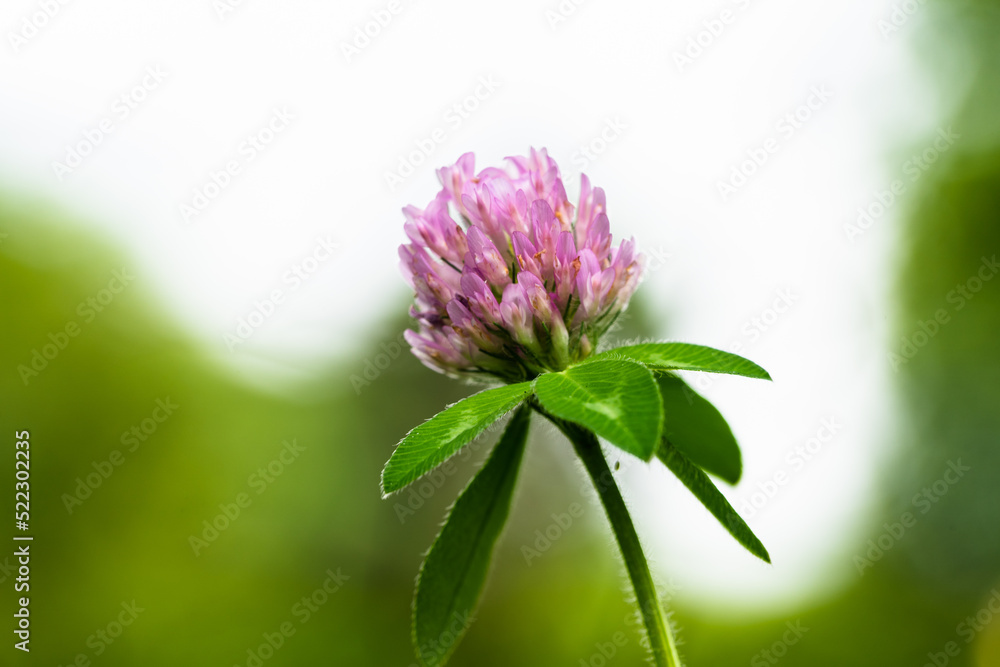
[[399, 149, 644, 381]]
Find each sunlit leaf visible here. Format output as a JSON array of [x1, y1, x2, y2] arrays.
[[381, 382, 533, 495], [592, 342, 771, 380], [534, 359, 662, 461], [413, 406, 531, 667]]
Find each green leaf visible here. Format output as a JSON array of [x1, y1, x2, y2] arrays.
[[657, 373, 742, 484], [533, 359, 663, 461], [413, 405, 531, 667], [381, 382, 533, 496], [658, 440, 770, 563], [592, 342, 771, 380]]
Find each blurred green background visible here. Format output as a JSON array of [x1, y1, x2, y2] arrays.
[[3, 2, 1000, 665]]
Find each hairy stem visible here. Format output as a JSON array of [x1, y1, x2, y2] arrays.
[[531, 402, 682, 667]]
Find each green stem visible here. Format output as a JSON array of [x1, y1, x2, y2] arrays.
[[531, 403, 682, 667]]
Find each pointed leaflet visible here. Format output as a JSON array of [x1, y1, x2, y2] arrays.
[[591, 342, 771, 380], [533, 359, 662, 461], [413, 406, 531, 667], [381, 382, 533, 495], [658, 440, 770, 563], [657, 373, 742, 484]]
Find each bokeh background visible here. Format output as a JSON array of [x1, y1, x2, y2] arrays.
[[2, 0, 999, 665]]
